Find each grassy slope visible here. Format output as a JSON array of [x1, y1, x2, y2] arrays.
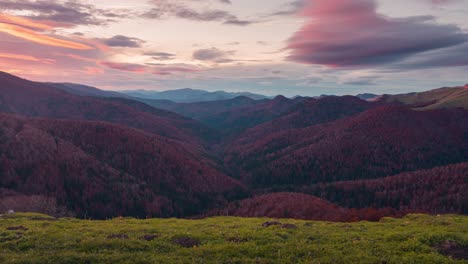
[[0, 213, 467, 264], [383, 87, 468, 110]]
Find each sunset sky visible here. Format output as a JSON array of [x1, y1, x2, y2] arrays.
[[1, 0, 467, 96]]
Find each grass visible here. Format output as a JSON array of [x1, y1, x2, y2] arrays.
[[0, 213, 467, 263]]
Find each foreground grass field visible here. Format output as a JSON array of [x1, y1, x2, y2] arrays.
[[0, 213, 467, 263]]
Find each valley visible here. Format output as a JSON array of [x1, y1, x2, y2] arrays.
[[0, 71, 466, 222]]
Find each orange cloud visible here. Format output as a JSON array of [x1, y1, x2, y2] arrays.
[[0, 13, 72, 29], [0, 52, 55, 63], [0, 13, 52, 30], [0, 23, 93, 50]]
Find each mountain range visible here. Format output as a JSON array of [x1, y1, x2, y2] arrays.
[[119, 88, 270, 102], [0, 71, 466, 221]]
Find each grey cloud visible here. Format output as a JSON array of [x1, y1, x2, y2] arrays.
[[176, 9, 234, 21], [144, 0, 254, 26], [223, 19, 256, 26], [342, 77, 378, 86], [193, 47, 235, 62], [101, 35, 145, 48], [0, 0, 130, 26], [392, 43, 468, 70], [144, 51, 177, 60], [287, 0, 468, 69], [269, 0, 306, 16]]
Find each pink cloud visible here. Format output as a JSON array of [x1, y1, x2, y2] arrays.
[[100, 61, 147, 73], [286, 0, 468, 68], [428, 0, 459, 5], [0, 52, 55, 64], [152, 66, 200, 75]]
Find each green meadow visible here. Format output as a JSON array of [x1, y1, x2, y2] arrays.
[[0, 213, 467, 264]]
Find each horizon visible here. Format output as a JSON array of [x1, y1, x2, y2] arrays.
[[0, 0, 467, 96], [1, 70, 467, 98]]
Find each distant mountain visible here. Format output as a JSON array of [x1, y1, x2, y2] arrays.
[[0, 71, 216, 145], [139, 95, 306, 138], [380, 85, 468, 109], [121, 88, 269, 102], [47, 83, 130, 98], [140, 96, 263, 119], [356, 93, 380, 101], [195, 95, 306, 137]]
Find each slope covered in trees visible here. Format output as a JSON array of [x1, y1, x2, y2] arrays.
[[305, 162, 468, 214], [234, 96, 374, 145], [0, 72, 215, 146], [206, 192, 401, 221], [225, 106, 468, 187], [1, 71, 467, 220], [0, 113, 245, 219]]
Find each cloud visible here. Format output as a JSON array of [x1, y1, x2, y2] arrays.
[[193, 47, 235, 62], [0, 22, 93, 50], [100, 61, 147, 73], [269, 0, 306, 16], [341, 76, 379, 86], [0, 13, 55, 30], [223, 19, 256, 26], [100, 60, 202, 75], [152, 66, 200, 75], [286, 0, 468, 68], [296, 77, 322, 86], [144, 0, 254, 26], [394, 43, 468, 69], [0, 0, 129, 26], [427, 0, 460, 5], [100, 35, 145, 48], [0, 52, 54, 63], [144, 51, 176, 61]]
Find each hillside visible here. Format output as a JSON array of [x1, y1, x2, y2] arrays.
[[306, 162, 468, 214], [1, 71, 467, 221], [206, 192, 404, 222], [142, 95, 307, 137], [235, 96, 374, 145], [225, 106, 468, 187], [208, 192, 349, 221], [381, 86, 468, 110], [0, 72, 216, 146], [0, 213, 466, 263], [0, 113, 245, 219]]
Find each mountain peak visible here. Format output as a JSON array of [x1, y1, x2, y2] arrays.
[[273, 95, 287, 101]]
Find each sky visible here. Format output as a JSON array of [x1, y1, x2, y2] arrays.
[[0, 0, 467, 96]]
